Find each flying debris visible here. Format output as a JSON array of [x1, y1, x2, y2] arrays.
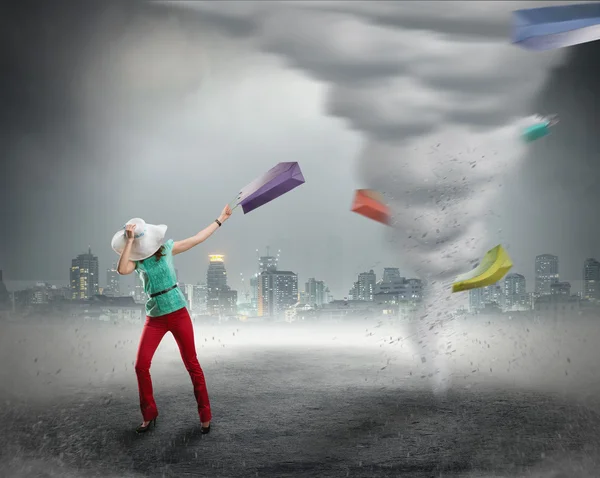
[[512, 3, 600, 51], [522, 114, 559, 143], [351, 189, 390, 225], [451, 244, 513, 293], [233, 162, 305, 214]]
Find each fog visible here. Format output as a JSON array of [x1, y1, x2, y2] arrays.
[[1, 314, 600, 477], [2, 314, 598, 401]]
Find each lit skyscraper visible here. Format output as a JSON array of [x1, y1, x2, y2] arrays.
[[106, 263, 120, 297], [503, 273, 527, 310], [206, 254, 227, 315], [70, 247, 99, 300], [357, 270, 377, 301], [583, 258, 600, 301], [535, 254, 559, 296], [258, 270, 298, 318]]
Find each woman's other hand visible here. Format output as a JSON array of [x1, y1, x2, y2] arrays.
[[125, 224, 137, 242]]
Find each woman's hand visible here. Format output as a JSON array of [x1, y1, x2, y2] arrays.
[[218, 204, 233, 223], [125, 224, 137, 242]]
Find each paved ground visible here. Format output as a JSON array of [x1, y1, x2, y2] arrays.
[[1, 318, 600, 477]]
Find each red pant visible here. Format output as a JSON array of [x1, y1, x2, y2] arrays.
[[134, 307, 212, 423]]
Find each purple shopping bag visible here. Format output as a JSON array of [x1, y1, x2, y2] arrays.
[[235, 162, 305, 214]]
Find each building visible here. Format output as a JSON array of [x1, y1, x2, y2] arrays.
[[206, 254, 228, 315], [0, 270, 9, 308], [469, 284, 503, 312], [13, 282, 71, 309], [305, 278, 327, 307], [469, 287, 484, 311], [527, 292, 537, 309], [372, 275, 423, 318], [284, 303, 316, 323], [249, 274, 259, 312], [535, 254, 559, 296], [475, 302, 504, 316], [375, 277, 423, 301], [405, 279, 424, 301], [48, 285, 71, 302], [550, 281, 571, 296], [258, 270, 298, 318], [32, 283, 50, 304], [503, 273, 528, 311], [70, 295, 144, 324], [583, 258, 600, 301], [382, 268, 401, 283], [9, 283, 71, 314], [133, 280, 146, 304], [320, 299, 382, 320], [534, 294, 580, 318], [185, 284, 194, 308], [186, 283, 208, 314], [348, 281, 359, 301], [357, 270, 377, 301], [106, 263, 120, 297], [218, 286, 238, 316], [70, 247, 99, 300], [179, 281, 189, 303], [259, 255, 278, 273]]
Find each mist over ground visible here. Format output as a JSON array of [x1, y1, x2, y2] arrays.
[[2, 313, 600, 477]]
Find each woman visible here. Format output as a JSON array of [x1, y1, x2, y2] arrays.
[[111, 205, 232, 434]]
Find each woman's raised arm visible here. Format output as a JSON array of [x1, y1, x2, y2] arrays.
[[117, 224, 137, 275], [173, 204, 233, 256]]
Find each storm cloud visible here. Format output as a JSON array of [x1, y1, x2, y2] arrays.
[[3, 0, 600, 297], [160, 1, 565, 283]]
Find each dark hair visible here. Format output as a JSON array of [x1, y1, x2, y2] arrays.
[[141, 246, 165, 263]]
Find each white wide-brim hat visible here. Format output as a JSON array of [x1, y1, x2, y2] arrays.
[[111, 218, 168, 262]]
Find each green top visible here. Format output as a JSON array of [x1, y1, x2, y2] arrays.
[[135, 239, 188, 317]]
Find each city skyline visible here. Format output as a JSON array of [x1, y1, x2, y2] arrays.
[[5, 248, 600, 301], [4, 246, 600, 321]]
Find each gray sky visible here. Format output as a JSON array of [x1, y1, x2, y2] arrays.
[[2, 1, 600, 297]]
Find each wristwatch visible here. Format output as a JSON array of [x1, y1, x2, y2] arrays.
[[215, 219, 222, 227]]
